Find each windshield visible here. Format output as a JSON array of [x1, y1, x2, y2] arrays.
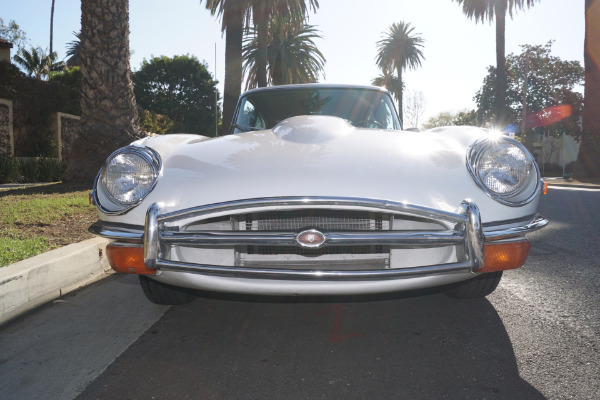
[[232, 87, 401, 133]]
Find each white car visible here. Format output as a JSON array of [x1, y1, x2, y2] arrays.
[[91, 84, 548, 304]]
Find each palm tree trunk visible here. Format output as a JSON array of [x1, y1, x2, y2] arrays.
[[280, 45, 287, 85], [254, 0, 268, 87], [494, 0, 507, 127], [62, 0, 143, 185], [575, 0, 600, 178], [50, 0, 55, 54], [397, 66, 403, 129], [221, 0, 244, 135]]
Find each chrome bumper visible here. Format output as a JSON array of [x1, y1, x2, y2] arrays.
[[90, 196, 548, 280]]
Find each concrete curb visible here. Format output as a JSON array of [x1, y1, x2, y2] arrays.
[[0, 237, 112, 325]]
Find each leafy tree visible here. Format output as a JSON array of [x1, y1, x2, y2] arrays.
[[422, 111, 458, 129], [474, 42, 584, 141], [576, 0, 600, 179], [422, 109, 478, 129], [0, 18, 30, 55], [138, 109, 175, 135], [453, 0, 539, 127], [453, 109, 478, 126], [133, 55, 220, 136], [375, 22, 425, 128], [62, 0, 143, 184], [242, 15, 325, 88], [12, 46, 65, 80], [48, 66, 81, 89]]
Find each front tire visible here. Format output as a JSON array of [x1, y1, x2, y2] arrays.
[[139, 276, 196, 305], [444, 271, 503, 299]]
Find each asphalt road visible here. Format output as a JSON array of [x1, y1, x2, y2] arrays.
[[1, 185, 598, 400]]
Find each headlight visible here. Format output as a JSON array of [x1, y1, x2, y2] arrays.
[[467, 137, 540, 206], [94, 146, 161, 214]]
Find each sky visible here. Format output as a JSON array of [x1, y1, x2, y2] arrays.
[[2, 0, 585, 127]]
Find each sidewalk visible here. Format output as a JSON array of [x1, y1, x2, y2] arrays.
[[544, 177, 600, 189]]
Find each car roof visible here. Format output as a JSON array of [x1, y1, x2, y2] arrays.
[[240, 83, 391, 96]]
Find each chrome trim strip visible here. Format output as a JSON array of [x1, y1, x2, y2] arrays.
[[156, 196, 468, 225], [144, 203, 161, 269], [155, 259, 474, 281], [462, 200, 484, 271], [484, 215, 548, 240], [160, 230, 465, 247], [90, 211, 547, 248], [89, 222, 143, 242], [482, 214, 537, 228]]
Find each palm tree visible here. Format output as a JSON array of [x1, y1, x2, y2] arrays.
[[12, 46, 64, 79], [575, 0, 600, 179], [203, 0, 245, 135], [65, 31, 81, 67], [62, 0, 143, 184], [202, 0, 319, 134], [248, 0, 319, 88], [375, 22, 424, 128], [371, 68, 402, 104], [243, 15, 325, 88], [453, 0, 538, 127]]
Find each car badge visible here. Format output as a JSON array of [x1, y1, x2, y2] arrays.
[[296, 229, 326, 248]]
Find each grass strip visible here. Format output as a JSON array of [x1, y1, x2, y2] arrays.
[[0, 184, 96, 267]]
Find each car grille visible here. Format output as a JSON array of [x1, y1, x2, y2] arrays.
[[234, 210, 388, 260], [148, 197, 469, 276], [239, 210, 390, 231]]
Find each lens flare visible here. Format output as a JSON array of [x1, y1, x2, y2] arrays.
[[524, 105, 573, 129]]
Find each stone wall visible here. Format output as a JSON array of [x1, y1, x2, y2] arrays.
[[1, 102, 81, 162], [51, 112, 81, 161], [0, 99, 14, 157]]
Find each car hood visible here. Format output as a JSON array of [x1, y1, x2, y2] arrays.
[[103, 116, 541, 224]]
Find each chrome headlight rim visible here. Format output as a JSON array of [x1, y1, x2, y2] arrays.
[[93, 145, 162, 215], [467, 137, 541, 207]]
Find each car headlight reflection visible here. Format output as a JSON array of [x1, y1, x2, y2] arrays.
[[95, 146, 161, 213], [468, 138, 540, 206]]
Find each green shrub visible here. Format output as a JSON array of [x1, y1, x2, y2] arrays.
[[37, 157, 67, 182], [17, 158, 39, 182], [0, 157, 19, 183]]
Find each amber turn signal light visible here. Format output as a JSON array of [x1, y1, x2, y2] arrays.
[[106, 244, 156, 275], [480, 241, 531, 273]]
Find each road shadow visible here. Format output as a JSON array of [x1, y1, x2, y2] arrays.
[[77, 290, 545, 399]]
